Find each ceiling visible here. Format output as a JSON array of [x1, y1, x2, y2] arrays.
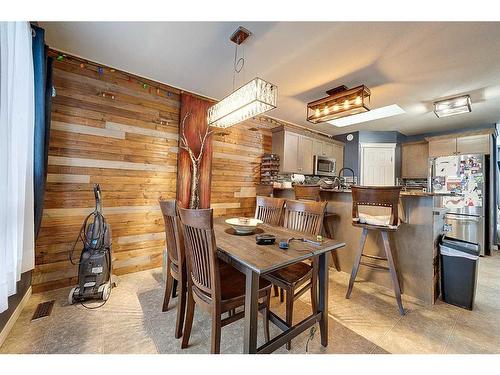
[[40, 22, 500, 136]]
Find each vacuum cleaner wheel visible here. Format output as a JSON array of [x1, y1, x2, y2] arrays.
[[99, 282, 111, 301], [68, 287, 79, 305]]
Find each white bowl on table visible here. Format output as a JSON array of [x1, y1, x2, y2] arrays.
[[225, 217, 263, 234]]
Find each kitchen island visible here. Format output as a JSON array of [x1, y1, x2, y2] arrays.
[[273, 187, 449, 305]]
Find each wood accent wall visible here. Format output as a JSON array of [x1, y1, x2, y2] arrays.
[[34, 51, 275, 292], [210, 119, 273, 217], [34, 51, 181, 292]]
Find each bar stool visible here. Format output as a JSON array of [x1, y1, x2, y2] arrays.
[[293, 185, 341, 272], [345, 186, 405, 315], [255, 184, 274, 197]]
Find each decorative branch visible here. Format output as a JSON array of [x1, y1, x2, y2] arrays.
[[178, 111, 213, 209]]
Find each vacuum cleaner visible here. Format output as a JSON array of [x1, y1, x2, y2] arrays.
[[68, 184, 113, 305]]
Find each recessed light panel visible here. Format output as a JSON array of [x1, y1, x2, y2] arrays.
[[327, 104, 405, 127], [433, 95, 472, 118]]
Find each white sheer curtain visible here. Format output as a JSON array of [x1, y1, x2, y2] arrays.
[[0, 22, 35, 313]]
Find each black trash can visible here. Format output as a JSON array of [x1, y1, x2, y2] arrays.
[[440, 236, 479, 310]]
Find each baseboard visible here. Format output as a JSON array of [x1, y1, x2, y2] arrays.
[[0, 286, 32, 348]]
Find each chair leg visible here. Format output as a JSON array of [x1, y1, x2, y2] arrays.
[[280, 288, 284, 303], [262, 291, 271, 343], [181, 287, 195, 349], [381, 231, 405, 316], [162, 268, 174, 312], [211, 306, 222, 354], [174, 278, 186, 339], [273, 285, 279, 297], [346, 228, 368, 299], [285, 289, 294, 350]]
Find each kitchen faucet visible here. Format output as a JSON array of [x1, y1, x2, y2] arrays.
[[337, 167, 356, 189]]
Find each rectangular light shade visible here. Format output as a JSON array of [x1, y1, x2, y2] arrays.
[[327, 104, 405, 127], [307, 85, 371, 124], [207, 77, 277, 128], [434, 95, 471, 118]]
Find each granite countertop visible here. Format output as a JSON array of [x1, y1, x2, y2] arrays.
[[272, 186, 458, 197]]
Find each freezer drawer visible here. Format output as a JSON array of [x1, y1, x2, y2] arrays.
[[444, 214, 485, 256]]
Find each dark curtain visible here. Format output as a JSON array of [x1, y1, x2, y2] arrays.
[[32, 24, 53, 238]]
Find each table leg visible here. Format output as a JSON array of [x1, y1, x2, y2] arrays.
[[318, 252, 329, 347], [243, 268, 259, 354]]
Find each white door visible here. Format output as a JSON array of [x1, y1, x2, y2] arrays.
[[361, 144, 396, 186]]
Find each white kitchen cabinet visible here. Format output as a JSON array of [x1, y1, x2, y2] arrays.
[[298, 136, 313, 174], [313, 139, 323, 157], [272, 129, 344, 175], [282, 131, 299, 173], [322, 143, 334, 158], [331, 144, 344, 173]]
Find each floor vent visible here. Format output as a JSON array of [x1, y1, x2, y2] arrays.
[[31, 300, 55, 321]]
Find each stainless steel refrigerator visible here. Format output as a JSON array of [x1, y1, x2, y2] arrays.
[[429, 154, 488, 255]]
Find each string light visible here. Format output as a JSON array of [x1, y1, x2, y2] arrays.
[[56, 52, 174, 99]]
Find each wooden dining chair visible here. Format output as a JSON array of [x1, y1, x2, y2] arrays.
[[255, 196, 286, 298], [159, 200, 186, 339], [178, 207, 272, 354], [293, 185, 341, 272], [263, 199, 327, 350], [254, 196, 285, 226]]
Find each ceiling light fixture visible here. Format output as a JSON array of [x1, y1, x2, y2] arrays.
[[307, 85, 371, 124], [207, 27, 278, 129], [327, 104, 405, 127], [433, 95, 472, 118]]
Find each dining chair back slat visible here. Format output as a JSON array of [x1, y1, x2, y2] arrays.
[[159, 200, 183, 266], [255, 196, 285, 226], [178, 208, 219, 297], [283, 200, 326, 236]]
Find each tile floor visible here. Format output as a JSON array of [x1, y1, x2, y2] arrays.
[[1, 252, 499, 354]]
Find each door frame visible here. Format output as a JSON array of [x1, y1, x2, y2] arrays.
[[359, 143, 397, 185]]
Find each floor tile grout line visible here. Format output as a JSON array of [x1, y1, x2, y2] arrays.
[[441, 309, 461, 354], [367, 311, 405, 354]]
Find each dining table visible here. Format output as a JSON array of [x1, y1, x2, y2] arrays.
[[213, 216, 346, 354]]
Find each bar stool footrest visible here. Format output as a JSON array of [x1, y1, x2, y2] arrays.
[[361, 254, 388, 261], [359, 261, 390, 271]]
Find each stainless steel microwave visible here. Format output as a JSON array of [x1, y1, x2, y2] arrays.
[[313, 155, 336, 177]]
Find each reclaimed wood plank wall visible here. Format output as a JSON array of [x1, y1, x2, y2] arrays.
[[34, 50, 273, 292], [34, 51, 181, 292], [210, 120, 273, 217]]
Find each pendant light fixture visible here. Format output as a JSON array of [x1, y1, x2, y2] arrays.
[[307, 85, 371, 124], [433, 95, 472, 118], [207, 26, 278, 129]]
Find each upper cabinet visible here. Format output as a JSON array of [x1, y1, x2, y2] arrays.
[[402, 141, 429, 178], [428, 138, 457, 158], [456, 134, 490, 154], [427, 131, 492, 158], [272, 129, 344, 175]]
